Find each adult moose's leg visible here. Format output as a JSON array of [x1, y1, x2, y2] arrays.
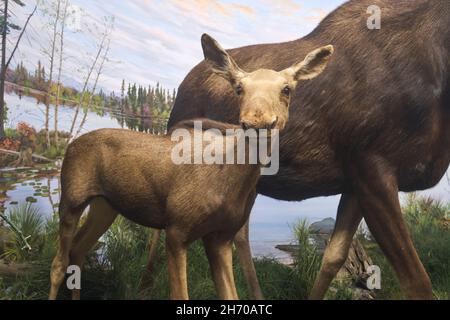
[[309, 194, 362, 300], [166, 227, 189, 300], [69, 197, 118, 300], [234, 190, 264, 300], [203, 233, 238, 300], [351, 155, 433, 299], [140, 229, 162, 292]]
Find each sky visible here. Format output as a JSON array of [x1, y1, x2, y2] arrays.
[[10, 0, 347, 92]]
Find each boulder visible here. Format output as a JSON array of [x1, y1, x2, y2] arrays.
[[309, 217, 336, 234]]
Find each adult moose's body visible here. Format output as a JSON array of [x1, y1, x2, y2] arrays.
[[168, 0, 450, 299]]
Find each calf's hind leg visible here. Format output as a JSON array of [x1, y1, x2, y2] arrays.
[[69, 197, 118, 300], [49, 200, 84, 300], [203, 233, 238, 300]]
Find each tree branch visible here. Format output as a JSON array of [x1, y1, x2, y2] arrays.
[[5, 5, 37, 70]]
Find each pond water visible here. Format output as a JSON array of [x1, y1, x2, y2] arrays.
[[2, 92, 450, 262]]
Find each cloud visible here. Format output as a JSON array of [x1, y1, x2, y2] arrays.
[[305, 8, 328, 23], [12, 0, 345, 92], [230, 4, 255, 16], [168, 0, 255, 18], [260, 0, 301, 15]]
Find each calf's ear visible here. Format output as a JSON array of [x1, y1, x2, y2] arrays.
[[286, 45, 334, 81], [201, 33, 245, 84]]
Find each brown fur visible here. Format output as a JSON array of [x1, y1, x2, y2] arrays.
[[168, 0, 449, 299], [48, 127, 261, 300], [48, 35, 333, 300]]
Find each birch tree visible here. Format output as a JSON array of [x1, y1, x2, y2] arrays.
[[0, 0, 36, 139], [67, 17, 112, 143], [53, 0, 69, 145], [41, 0, 62, 148], [74, 37, 110, 138]]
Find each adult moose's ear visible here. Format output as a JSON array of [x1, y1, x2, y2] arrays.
[[286, 45, 334, 82], [201, 33, 245, 84]]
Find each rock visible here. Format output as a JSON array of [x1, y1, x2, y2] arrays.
[[309, 217, 336, 234], [275, 244, 300, 254]]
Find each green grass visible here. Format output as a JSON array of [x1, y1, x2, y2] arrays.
[[0, 213, 314, 300], [0, 195, 449, 300], [1, 203, 45, 262]]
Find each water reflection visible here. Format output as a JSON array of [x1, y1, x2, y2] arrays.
[[0, 165, 60, 219]]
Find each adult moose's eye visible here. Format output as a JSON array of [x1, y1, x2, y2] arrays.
[[282, 86, 290, 97], [235, 85, 243, 96]]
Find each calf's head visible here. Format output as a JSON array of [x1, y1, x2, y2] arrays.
[[201, 34, 334, 130]]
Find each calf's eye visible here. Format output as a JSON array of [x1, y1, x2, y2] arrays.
[[282, 86, 290, 97], [236, 85, 243, 96]]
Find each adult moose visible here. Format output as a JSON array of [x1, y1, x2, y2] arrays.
[[168, 0, 450, 300]]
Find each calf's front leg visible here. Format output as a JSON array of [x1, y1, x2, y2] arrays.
[[166, 228, 189, 300], [233, 190, 264, 300]]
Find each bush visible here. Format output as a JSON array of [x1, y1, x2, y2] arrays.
[[291, 219, 322, 298], [1, 203, 45, 262]]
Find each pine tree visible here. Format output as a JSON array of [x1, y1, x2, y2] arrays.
[[120, 79, 125, 109]]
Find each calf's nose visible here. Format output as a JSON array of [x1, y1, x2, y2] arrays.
[[268, 116, 278, 129], [240, 120, 252, 130]]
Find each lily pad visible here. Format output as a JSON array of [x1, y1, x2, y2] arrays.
[[25, 196, 37, 203]]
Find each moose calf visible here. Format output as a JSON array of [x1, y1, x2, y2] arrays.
[[49, 34, 333, 300]]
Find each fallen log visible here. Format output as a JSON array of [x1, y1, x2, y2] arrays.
[[0, 148, 52, 163], [0, 262, 30, 278]]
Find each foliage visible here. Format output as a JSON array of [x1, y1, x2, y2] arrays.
[[1, 123, 67, 159], [113, 81, 176, 134], [0, 1, 26, 36], [291, 219, 322, 297], [1, 203, 45, 262], [0, 196, 449, 300], [0, 211, 312, 300]]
